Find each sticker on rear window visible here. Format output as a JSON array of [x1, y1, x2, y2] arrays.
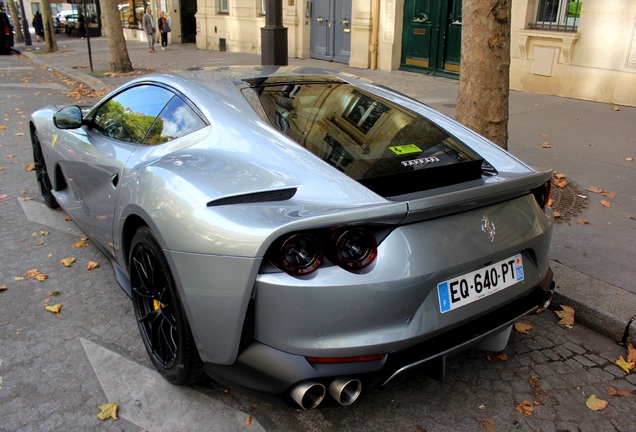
[[389, 144, 422, 155]]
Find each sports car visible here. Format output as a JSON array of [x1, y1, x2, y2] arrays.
[[30, 66, 555, 409]]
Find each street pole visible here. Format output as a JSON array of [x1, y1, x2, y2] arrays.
[[261, 0, 287, 65], [17, 0, 31, 46], [82, 0, 93, 72]]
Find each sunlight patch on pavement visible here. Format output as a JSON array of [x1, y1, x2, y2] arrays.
[[81, 338, 264, 432], [18, 198, 83, 236]]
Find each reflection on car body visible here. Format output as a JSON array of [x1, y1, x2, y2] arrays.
[[29, 67, 555, 409]]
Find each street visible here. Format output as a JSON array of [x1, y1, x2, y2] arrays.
[[1, 51, 635, 432]]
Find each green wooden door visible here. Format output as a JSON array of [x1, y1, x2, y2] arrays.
[[401, 0, 462, 76]]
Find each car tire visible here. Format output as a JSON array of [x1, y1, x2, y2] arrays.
[[31, 128, 59, 209], [129, 226, 204, 385]]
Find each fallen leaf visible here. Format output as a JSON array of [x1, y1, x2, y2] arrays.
[[0, 284, 7, 291], [612, 106, 620, 111], [554, 173, 566, 180], [627, 343, 636, 364], [60, 257, 76, 267], [14, 132, 24, 136], [539, 133, 548, 137], [553, 211, 561, 218], [601, 192, 616, 198], [514, 322, 533, 334], [25, 163, 35, 171], [21, 197, 33, 201], [586, 394, 608, 411], [25, 269, 42, 279], [0, 125, 6, 130], [556, 180, 568, 188], [49, 291, 61, 296], [14, 276, 25, 281], [555, 305, 575, 328], [541, 142, 551, 148], [577, 220, 589, 225], [516, 400, 534, 416], [35, 273, 48, 282], [72, 240, 89, 248], [627, 157, 633, 162], [479, 418, 496, 432], [34, 241, 45, 246], [587, 186, 604, 194], [487, 352, 508, 362], [65, 216, 72, 222], [45, 304, 62, 314], [606, 386, 633, 397], [40, 230, 49, 236], [600, 200, 611, 208], [96, 402, 119, 421], [616, 356, 635, 374], [245, 416, 252, 425], [87, 261, 99, 270]]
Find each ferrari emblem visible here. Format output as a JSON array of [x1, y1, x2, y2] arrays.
[[481, 215, 496, 243]]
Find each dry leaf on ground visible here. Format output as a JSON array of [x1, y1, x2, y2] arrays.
[[514, 322, 533, 334], [478, 418, 496, 432], [586, 394, 608, 411], [60, 257, 76, 267], [87, 261, 99, 270], [487, 352, 508, 362], [555, 305, 575, 328], [615, 356, 635, 374], [72, 239, 89, 248], [516, 400, 534, 416], [555, 180, 568, 188], [606, 386, 633, 397], [554, 172, 566, 180], [0, 284, 7, 292], [627, 343, 636, 363], [587, 186, 604, 194], [245, 416, 252, 425], [96, 402, 119, 421], [541, 142, 551, 148], [577, 220, 589, 225], [600, 200, 611, 208], [24, 163, 35, 171], [45, 304, 62, 314]]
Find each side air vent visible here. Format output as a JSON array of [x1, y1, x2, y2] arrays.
[[207, 188, 297, 207]]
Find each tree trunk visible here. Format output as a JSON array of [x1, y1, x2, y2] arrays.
[[41, 0, 58, 53], [101, 0, 133, 73], [7, 0, 23, 44], [455, 0, 511, 150]]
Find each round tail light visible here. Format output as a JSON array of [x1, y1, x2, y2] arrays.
[[279, 234, 323, 275], [332, 228, 377, 269]]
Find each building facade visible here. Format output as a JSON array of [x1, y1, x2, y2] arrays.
[[193, 0, 636, 106]]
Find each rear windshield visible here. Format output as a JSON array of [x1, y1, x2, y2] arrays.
[[246, 77, 485, 197]]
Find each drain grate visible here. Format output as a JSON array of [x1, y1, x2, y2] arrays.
[[550, 179, 590, 223]]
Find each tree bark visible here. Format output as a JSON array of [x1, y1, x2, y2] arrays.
[[101, 0, 134, 73], [40, 0, 58, 53], [7, 0, 23, 44], [455, 0, 511, 150]]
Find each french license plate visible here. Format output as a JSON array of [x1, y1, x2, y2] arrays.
[[437, 255, 524, 313]]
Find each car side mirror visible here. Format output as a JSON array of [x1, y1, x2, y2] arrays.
[[54, 105, 83, 129]]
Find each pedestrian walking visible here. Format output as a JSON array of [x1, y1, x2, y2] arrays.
[[158, 11, 170, 50], [78, 12, 86, 39], [32, 11, 44, 42], [142, 7, 156, 52]]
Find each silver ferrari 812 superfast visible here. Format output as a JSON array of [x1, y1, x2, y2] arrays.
[[30, 67, 555, 409]]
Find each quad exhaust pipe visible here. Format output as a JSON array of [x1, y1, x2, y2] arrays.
[[291, 377, 362, 409], [290, 381, 326, 410], [328, 377, 362, 406]]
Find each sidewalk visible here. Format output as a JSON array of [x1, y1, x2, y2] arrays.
[[13, 36, 636, 345]]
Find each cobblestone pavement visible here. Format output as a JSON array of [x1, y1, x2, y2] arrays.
[[1, 50, 635, 432]]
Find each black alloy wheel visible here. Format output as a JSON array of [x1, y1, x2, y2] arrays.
[[129, 226, 203, 385], [30, 128, 59, 209]]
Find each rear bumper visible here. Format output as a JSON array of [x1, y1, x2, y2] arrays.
[[203, 269, 555, 405]]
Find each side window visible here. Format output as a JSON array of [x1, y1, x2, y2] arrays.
[[144, 96, 207, 145], [91, 85, 174, 143]]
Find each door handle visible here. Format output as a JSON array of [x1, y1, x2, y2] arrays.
[[342, 17, 350, 26], [316, 16, 324, 23]]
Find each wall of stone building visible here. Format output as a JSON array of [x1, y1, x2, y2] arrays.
[[511, 0, 636, 106]]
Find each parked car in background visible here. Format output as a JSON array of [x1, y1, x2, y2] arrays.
[[55, 10, 78, 25], [29, 67, 556, 409], [0, 10, 14, 55]]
